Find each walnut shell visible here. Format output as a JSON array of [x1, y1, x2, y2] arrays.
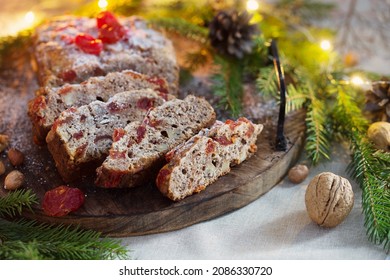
[[367, 122, 390, 152], [288, 164, 309, 184], [305, 172, 354, 227]]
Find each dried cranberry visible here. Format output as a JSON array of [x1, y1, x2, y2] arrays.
[[206, 139, 216, 154], [75, 33, 103, 55], [42, 186, 85, 217], [213, 136, 233, 146], [96, 11, 125, 44], [136, 125, 147, 143], [73, 131, 84, 140], [137, 97, 155, 110], [59, 70, 77, 83], [113, 128, 126, 142], [147, 77, 169, 96]]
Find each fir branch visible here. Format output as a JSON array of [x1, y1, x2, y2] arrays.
[[286, 84, 307, 113], [0, 219, 129, 260], [148, 18, 208, 43], [0, 189, 38, 217], [334, 84, 390, 252], [305, 83, 332, 165], [211, 55, 243, 117], [256, 66, 278, 98], [348, 134, 390, 252]]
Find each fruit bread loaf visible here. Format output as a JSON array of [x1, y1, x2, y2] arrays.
[[95, 95, 216, 188], [28, 70, 171, 144], [32, 12, 179, 92], [156, 117, 263, 201], [46, 89, 170, 182]]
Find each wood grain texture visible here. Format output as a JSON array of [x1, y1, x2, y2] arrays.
[[0, 45, 306, 237]]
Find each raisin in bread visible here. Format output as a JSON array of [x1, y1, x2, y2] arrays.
[[156, 118, 263, 201], [28, 70, 170, 144], [46, 89, 170, 182], [95, 95, 216, 188], [33, 14, 178, 92]]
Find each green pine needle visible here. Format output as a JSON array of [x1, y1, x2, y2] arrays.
[[211, 55, 244, 117], [0, 189, 38, 217], [148, 17, 208, 43], [0, 218, 129, 260], [305, 83, 331, 165], [256, 66, 278, 98], [334, 84, 390, 252]]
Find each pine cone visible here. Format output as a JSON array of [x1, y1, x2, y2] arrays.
[[209, 10, 259, 58], [365, 79, 390, 122]]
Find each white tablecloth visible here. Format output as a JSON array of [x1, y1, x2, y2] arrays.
[[121, 147, 389, 260]]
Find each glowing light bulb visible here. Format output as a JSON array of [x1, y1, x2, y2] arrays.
[[246, 0, 259, 11], [98, 0, 108, 10], [320, 40, 332, 51], [350, 75, 364, 86], [24, 11, 35, 25]]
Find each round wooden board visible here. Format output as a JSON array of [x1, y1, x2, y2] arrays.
[[0, 47, 306, 237]]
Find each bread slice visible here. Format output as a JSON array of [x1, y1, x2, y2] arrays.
[[46, 89, 170, 182], [28, 70, 171, 144], [33, 15, 178, 92], [156, 118, 263, 201], [95, 95, 216, 188]]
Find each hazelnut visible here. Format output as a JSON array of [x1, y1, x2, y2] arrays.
[[305, 172, 354, 228], [7, 148, 25, 166], [0, 161, 5, 176], [0, 134, 9, 153], [288, 164, 309, 184], [4, 170, 25, 190], [367, 122, 390, 152]]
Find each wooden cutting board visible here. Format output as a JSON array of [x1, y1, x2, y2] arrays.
[[0, 45, 306, 237]]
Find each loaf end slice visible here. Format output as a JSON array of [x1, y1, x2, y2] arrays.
[[156, 117, 263, 201], [95, 95, 216, 188]]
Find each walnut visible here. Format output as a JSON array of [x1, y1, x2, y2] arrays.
[[288, 164, 309, 184], [367, 122, 390, 152], [305, 172, 354, 227]]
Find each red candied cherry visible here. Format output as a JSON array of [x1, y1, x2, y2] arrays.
[[97, 11, 121, 28], [96, 11, 126, 44], [75, 33, 103, 55]]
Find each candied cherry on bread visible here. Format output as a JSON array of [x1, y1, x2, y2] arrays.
[[96, 11, 126, 44], [75, 33, 103, 55]]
